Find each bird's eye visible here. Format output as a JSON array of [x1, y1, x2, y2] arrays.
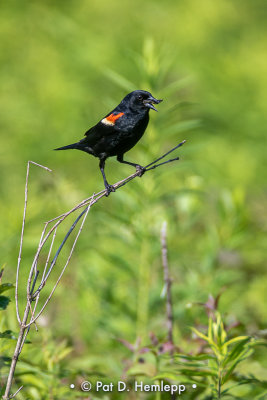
[[138, 95, 143, 101]]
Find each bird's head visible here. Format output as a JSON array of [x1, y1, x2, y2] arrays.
[[124, 90, 163, 113]]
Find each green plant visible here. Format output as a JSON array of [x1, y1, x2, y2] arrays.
[[0, 268, 15, 398], [188, 312, 267, 398], [118, 294, 267, 400], [159, 308, 267, 399], [0, 267, 76, 399], [14, 333, 73, 400]]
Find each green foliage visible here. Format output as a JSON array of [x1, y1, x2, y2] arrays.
[[186, 312, 267, 398], [0, 297, 10, 312], [0, 269, 15, 394], [0, 270, 14, 314], [120, 303, 267, 399], [14, 335, 74, 400], [0, 268, 75, 399]]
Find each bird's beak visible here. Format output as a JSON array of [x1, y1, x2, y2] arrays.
[[143, 96, 163, 112]]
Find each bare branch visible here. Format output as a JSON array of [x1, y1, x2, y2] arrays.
[[0, 268, 4, 282], [15, 162, 52, 325], [28, 161, 52, 172], [32, 227, 57, 315], [4, 140, 185, 399], [161, 221, 174, 348], [26, 223, 48, 300], [146, 139, 186, 168], [9, 385, 23, 399], [27, 196, 94, 326], [3, 302, 31, 400]]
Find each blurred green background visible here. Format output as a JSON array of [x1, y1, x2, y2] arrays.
[[0, 0, 266, 398]]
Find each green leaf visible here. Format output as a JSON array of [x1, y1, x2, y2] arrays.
[[175, 354, 217, 361], [191, 327, 210, 343], [249, 340, 267, 348], [0, 330, 17, 340], [222, 377, 267, 395], [177, 368, 217, 377], [208, 317, 213, 341], [127, 362, 157, 377], [255, 390, 267, 400], [222, 348, 253, 385], [224, 336, 250, 347], [174, 360, 217, 371], [218, 318, 227, 346], [153, 374, 207, 388], [191, 327, 219, 355], [0, 295, 10, 310], [56, 346, 72, 362], [0, 356, 11, 369], [0, 283, 14, 294], [153, 372, 182, 381], [222, 338, 251, 367]]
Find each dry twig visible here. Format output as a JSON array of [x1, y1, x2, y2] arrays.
[[161, 221, 174, 348], [3, 140, 185, 399]]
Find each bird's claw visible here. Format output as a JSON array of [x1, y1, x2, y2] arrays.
[[105, 184, 115, 196], [136, 165, 146, 177]]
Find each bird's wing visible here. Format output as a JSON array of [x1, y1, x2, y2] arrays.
[[83, 111, 125, 141], [83, 121, 115, 143]]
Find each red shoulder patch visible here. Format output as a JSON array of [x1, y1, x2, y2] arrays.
[[101, 112, 124, 126], [106, 112, 124, 123]]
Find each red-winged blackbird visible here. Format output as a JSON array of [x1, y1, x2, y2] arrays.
[[55, 90, 162, 195]]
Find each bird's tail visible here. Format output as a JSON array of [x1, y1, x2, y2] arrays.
[[54, 143, 79, 151]]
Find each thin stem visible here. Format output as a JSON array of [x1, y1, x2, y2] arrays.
[[3, 303, 31, 400], [146, 157, 179, 171], [145, 140, 186, 168], [161, 221, 174, 347], [28, 200, 92, 326], [15, 162, 52, 326], [32, 204, 89, 299], [9, 385, 23, 399], [26, 223, 48, 299], [217, 363, 222, 399], [30, 271, 39, 296], [32, 227, 57, 315]]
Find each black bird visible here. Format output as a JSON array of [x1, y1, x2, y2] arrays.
[[55, 90, 162, 195]]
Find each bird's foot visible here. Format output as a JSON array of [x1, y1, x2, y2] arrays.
[[105, 184, 116, 197], [136, 165, 146, 177]]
